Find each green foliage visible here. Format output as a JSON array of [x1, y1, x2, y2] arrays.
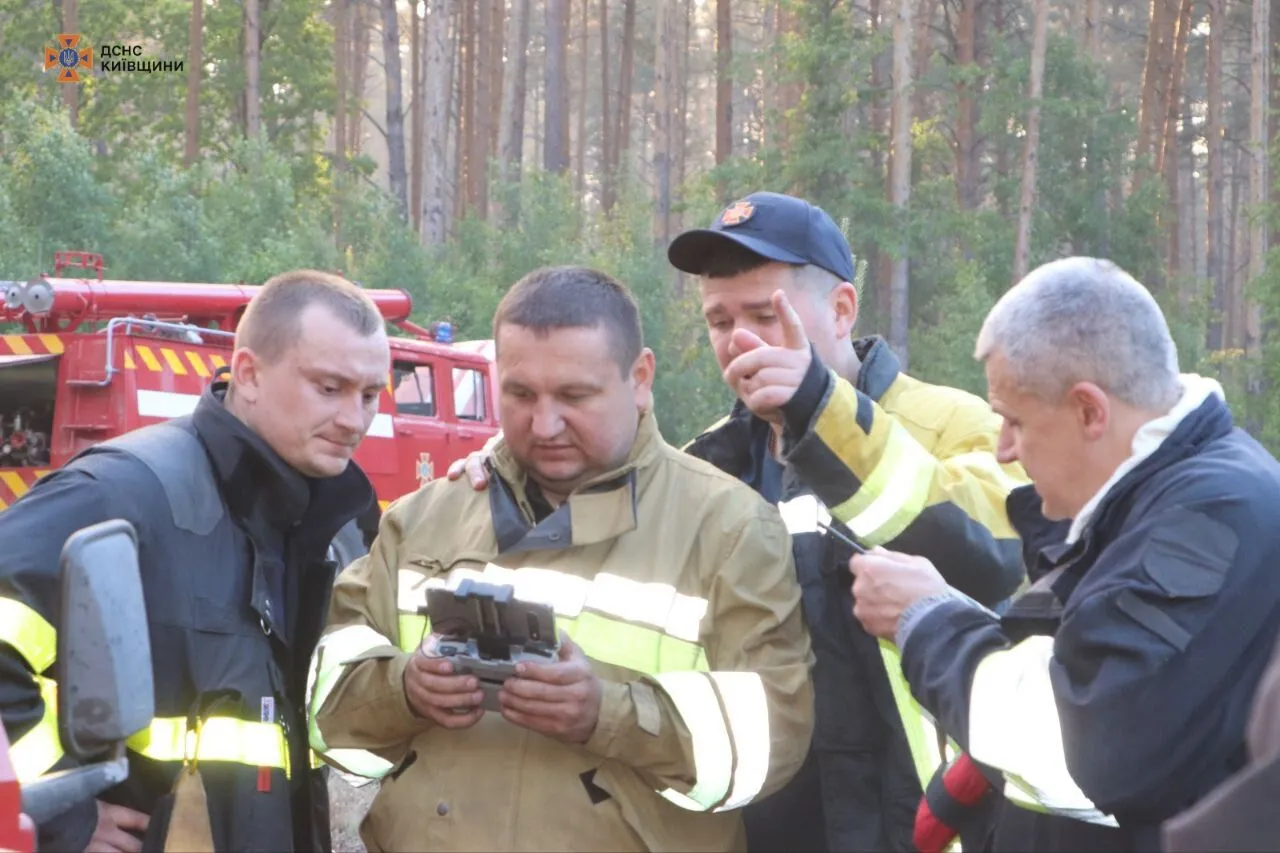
[[909, 257, 995, 397]]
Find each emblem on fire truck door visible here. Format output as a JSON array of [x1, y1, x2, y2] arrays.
[[417, 452, 435, 487]]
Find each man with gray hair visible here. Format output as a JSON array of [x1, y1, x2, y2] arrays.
[[845, 256, 1280, 851]]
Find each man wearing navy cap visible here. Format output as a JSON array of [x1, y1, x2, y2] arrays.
[[673, 191, 1027, 852]]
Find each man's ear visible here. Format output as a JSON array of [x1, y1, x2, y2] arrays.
[[229, 348, 262, 405], [831, 281, 858, 339], [1068, 382, 1110, 440], [632, 348, 656, 409]]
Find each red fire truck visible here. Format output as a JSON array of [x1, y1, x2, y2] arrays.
[[0, 251, 501, 565]]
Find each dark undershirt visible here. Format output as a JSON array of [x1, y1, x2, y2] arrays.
[[526, 481, 556, 523]]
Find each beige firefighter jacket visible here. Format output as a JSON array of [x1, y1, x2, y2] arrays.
[[308, 411, 814, 852]]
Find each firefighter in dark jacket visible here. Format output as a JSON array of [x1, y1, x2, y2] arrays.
[[0, 271, 389, 852], [850, 256, 1280, 852]]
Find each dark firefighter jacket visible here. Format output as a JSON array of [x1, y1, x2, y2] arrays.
[[684, 336, 1027, 852], [899, 388, 1280, 852], [0, 376, 374, 852]]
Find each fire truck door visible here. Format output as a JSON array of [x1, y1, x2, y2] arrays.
[[390, 360, 453, 492]]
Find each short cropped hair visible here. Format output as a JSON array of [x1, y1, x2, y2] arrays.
[[493, 266, 643, 375], [235, 270, 384, 363], [700, 242, 842, 297], [975, 257, 1182, 411]]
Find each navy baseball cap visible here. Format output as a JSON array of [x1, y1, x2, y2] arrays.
[[668, 191, 855, 283]]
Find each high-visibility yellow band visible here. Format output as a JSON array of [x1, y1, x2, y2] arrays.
[[0, 597, 57, 674], [878, 639, 945, 788], [127, 716, 291, 777], [832, 424, 936, 546], [12, 676, 62, 782], [307, 625, 399, 780]]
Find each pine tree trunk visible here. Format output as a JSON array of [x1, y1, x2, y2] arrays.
[[1135, 0, 1176, 186], [614, 0, 636, 185], [497, 0, 531, 202], [889, 0, 914, 366], [184, 0, 202, 166], [471, 0, 493, 221], [953, 0, 978, 210], [380, 0, 409, 219], [1245, 0, 1269, 363], [1158, 0, 1192, 278], [424, 0, 453, 245], [544, 0, 571, 172], [411, 0, 423, 232], [715, 0, 732, 167], [350, 4, 372, 157], [599, 0, 613, 209], [244, 0, 261, 139], [652, 0, 673, 245], [575, 0, 589, 202], [1012, 0, 1048, 285], [335, 0, 349, 171]]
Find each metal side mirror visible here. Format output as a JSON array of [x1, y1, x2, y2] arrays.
[[21, 519, 154, 827], [56, 518, 154, 760]]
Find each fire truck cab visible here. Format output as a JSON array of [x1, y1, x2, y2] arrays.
[[0, 252, 501, 564]]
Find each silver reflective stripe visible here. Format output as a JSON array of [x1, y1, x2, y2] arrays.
[[655, 672, 734, 810], [711, 672, 771, 811], [398, 563, 709, 643], [969, 636, 1119, 826], [778, 494, 832, 536]]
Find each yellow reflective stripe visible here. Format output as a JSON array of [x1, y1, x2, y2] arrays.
[[307, 625, 398, 779], [393, 609, 710, 675], [654, 671, 733, 810], [969, 637, 1118, 825], [126, 717, 290, 774], [557, 612, 710, 674], [832, 424, 935, 546], [398, 613, 428, 653], [1002, 778, 1119, 827], [0, 597, 57, 674], [12, 677, 62, 782], [878, 639, 943, 788], [709, 672, 771, 811]]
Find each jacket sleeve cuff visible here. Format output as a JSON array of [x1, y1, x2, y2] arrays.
[[584, 680, 638, 759], [780, 345, 832, 439], [896, 591, 977, 651]]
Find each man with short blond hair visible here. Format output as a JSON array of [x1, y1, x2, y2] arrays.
[[0, 268, 388, 851]]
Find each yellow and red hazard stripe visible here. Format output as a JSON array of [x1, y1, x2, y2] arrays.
[[0, 334, 65, 356], [120, 344, 227, 379], [0, 469, 52, 512]]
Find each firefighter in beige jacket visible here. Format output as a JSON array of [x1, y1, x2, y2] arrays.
[[307, 266, 814, 852]]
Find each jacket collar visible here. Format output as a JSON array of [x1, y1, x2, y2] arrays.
[[851, 336, 901, 402], [1010, 388, 1235, 575], [484, 409, 664, 553], [192, 373, 375, 540], [1066, 374, 1224, 544]]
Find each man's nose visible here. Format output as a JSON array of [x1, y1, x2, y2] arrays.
[[531, 402, 564, 439], [335, 393, 367, 434]]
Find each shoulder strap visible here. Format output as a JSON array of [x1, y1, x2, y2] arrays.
[[82, 421, 224, 535]]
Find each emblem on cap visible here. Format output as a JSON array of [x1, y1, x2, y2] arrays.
[[719, 200, 755, 227]]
